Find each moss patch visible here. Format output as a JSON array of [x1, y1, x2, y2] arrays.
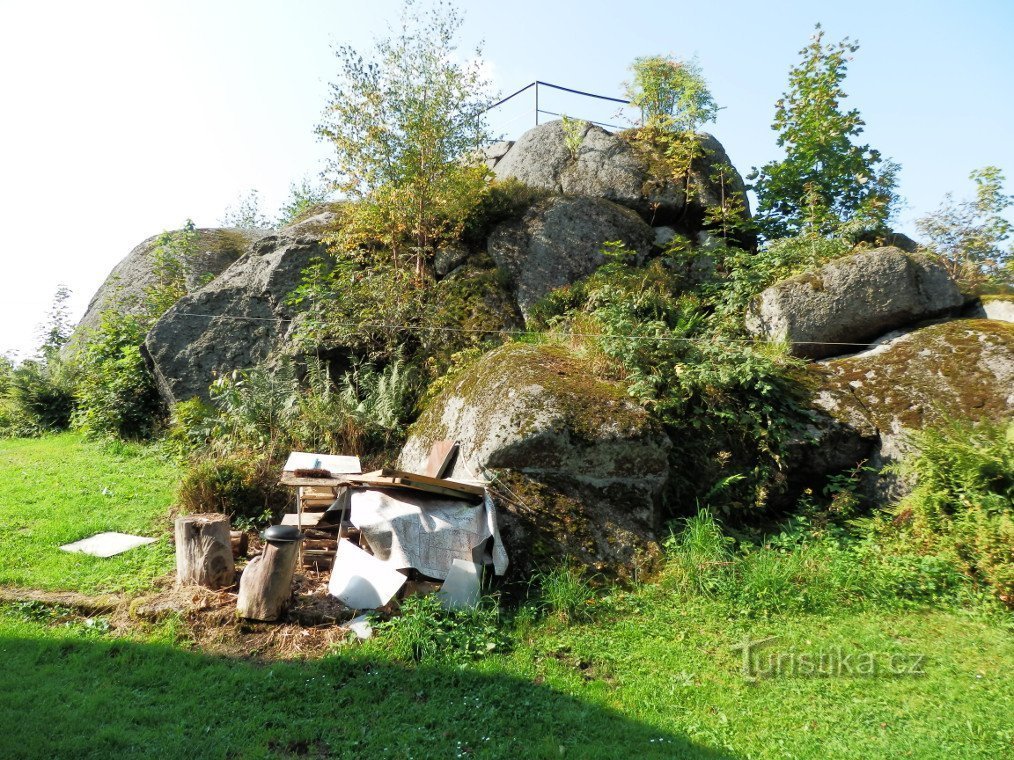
[[814, 319, 1014, 433]]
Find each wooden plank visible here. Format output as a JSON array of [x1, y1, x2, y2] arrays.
[[281, 512, 323, 528], [282, 452, 362, 475], [347, 476, 482, 502], [280, 475, 350, 487], [374, 469, 486, 496], [423, 440, 458, 478]]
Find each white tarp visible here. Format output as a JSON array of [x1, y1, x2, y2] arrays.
[[328, 539, 406, 609], [349, 489, 508, 580], [437, 559, 481, 609]]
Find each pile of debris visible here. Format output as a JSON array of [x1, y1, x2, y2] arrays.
[[172, 441, 508, 629]]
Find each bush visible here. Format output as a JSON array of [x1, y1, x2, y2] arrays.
[[177, 453, 284, 529], [460, 178, 548, 248], [4, 357, 76, 434], [884, 420, 1014, 605], [73, 312, 163, 439]]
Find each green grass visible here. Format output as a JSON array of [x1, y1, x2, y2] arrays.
[[0, 595, 1010, 758], [0, 434, 1012, 758], [0, 432, 179, 594]]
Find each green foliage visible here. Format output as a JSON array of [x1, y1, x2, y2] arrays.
[[275, 177, 333, 227], [534, 242, 810, 514], [37, 284, 73, 359], [883, 420, 1013, 605], [460, 178, 548, 247], [316, 0, 493, 274], [709, 234, 851, 318], [916, 165, 1014, 290], [750, 25, 899, 240], [74, 222, 198, 439], [6, 358, 76, 434], [176, 454, 280, 529], [72, 312, 162, 439], [624, 54, 718, 132], [219, 189, 272, 229], [371, 593, 510, 663], [533, 565, 600, 624], [560, 115, 587, 158]]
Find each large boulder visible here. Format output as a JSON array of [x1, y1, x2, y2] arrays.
[[399, 341, 671, 578], [75, 227, 269, 338], [801, 319, 1014, 502], [746, 247, 964, 359], [143, 215, 333, 404], [487, 195, 654, 319], [492, 121, 750, 227]]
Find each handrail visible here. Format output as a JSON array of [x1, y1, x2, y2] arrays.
[[482, 80, 633, 129]]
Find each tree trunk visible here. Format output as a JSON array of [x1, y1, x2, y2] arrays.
[[236, 540, 300, 621], [174, 513, 235, 589]]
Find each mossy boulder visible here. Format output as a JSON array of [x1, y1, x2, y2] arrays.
[[966, 295, 1014, 323], [399, 341, 671, 578], [806, 319, 1014, 501], [75, 227, 269, 340], [746, 247, 963, 359]]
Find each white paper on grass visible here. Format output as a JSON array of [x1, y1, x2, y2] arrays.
[[349, 490, 508, 580], [328, 539, 406, 609], [437, 559, 481, 609], [60, 532, 157, 558], [283, 451, 362, 475]]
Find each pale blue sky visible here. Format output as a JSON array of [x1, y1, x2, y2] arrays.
[[1, 0, 1012, 356]]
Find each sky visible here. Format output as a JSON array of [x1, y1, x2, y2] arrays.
[[1, 0, 1012, 358]]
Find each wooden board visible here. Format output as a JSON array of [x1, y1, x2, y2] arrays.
[[282, 452, 362, 475], [347, 475, 483, 501], [424, 440, 458, 478], [374, 468, 486, 496], [279, 474, 350, 487]]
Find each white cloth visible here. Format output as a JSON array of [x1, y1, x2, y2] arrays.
[[349, 489, 508, 579]]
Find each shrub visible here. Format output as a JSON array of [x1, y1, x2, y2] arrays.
[[885, 419, 1014, 605], [5, 357, 75, 434], [73, 312, 162, 439], [176, 453, 284, 529], [460, 178, 548, 248]]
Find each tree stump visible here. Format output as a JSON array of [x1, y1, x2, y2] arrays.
[[174, 513, 235, 589], [236, 540, 300, 621]]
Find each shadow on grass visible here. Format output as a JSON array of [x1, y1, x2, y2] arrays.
[[0, 629, 738, 759]]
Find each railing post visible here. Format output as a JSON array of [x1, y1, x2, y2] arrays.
[[535, 81, 539, 126]]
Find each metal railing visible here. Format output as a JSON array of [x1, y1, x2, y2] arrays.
[[483, 80, 633, 131]]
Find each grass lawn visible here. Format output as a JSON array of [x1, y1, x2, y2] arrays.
[[0, 432, 178, 594], [0, 434, 1011, 758]]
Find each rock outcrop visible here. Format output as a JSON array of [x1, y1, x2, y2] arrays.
[[75, 227, 269, 338], [144, 214, 333, 404], [399, 341, 671, 577], [802, 319, 1014, 501], [492, 120, 750, 227], [488, 195, 654, 319], [746, 247, 964, 359]]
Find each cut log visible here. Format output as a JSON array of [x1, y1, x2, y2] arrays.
[[230, 530, 249, 558], [174, 514, 235, 589], [236, 540, 300, 621]]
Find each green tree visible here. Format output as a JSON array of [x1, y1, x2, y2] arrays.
[[316, 0, 493, 276], [37, 284, 73, 359], [916, 166, 1013, 289], [220, 189, 272, 229], [624, 54, 718, 133], [276, 177, 333, 227], [750, 25, 898, 240]]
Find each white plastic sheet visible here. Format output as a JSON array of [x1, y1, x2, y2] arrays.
[[328, 539, 406, 609], [349, 489, 508, 580], [60, 532, 157, 558]]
